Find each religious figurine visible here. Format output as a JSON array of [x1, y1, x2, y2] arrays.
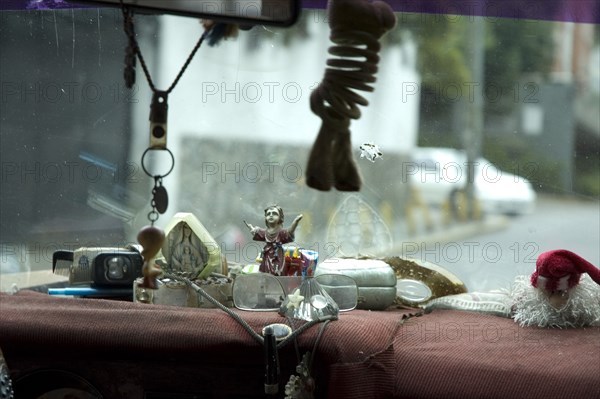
[[245, 205, 303, 276], [160, 212, 224, 280], [164, 221, 209, 277]]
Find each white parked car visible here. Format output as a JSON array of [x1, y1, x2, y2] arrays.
[[406, 147, 537, 215]]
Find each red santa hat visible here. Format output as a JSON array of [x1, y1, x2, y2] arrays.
[[531, 249, 600, 292]]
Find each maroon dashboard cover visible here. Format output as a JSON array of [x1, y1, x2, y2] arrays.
[[1, 291, 599, 398]]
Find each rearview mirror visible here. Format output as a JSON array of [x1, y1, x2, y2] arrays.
[[70, 0, 300, 26]]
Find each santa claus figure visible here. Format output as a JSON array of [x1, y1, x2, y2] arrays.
[[511, 249, 600, 328]]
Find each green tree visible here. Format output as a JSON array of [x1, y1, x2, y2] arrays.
[[386, 13, 470, 90], [388, 13, 554, 115], [484, 19, 555, 114]]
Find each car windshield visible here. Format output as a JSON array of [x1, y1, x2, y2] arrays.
[[1, 1, 598, 298]]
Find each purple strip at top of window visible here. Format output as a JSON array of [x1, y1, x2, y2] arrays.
[[304, 0, 598, 24], [1, 1, 598, 24], [1, 0, 73, 10]]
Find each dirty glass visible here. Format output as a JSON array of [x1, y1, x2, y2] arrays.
[[1, 2, 598, 297]]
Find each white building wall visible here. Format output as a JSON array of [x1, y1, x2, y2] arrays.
[[155, 13, 419, 146]]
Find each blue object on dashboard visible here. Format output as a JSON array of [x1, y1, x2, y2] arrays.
[[48, 286, 133, 297]]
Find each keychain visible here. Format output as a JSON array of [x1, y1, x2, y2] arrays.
[[138, 149, 174, 289], [118, 0, 215, 288], [138, 92, 172, 288]]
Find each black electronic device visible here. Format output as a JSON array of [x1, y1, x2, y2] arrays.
[[53, 246, 143, 288]]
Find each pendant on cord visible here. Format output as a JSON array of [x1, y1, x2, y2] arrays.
[[152, 176, 168, 214], [137, 66, 173, 291], [118, 2, 209, 289]]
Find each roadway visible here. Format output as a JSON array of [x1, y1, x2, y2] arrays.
[[402, 194, 600, 292]]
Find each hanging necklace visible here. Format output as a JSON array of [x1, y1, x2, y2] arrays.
[[119, 1, 211, 288]]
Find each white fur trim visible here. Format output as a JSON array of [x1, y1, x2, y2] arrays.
[[511, 275, 600, 328]]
